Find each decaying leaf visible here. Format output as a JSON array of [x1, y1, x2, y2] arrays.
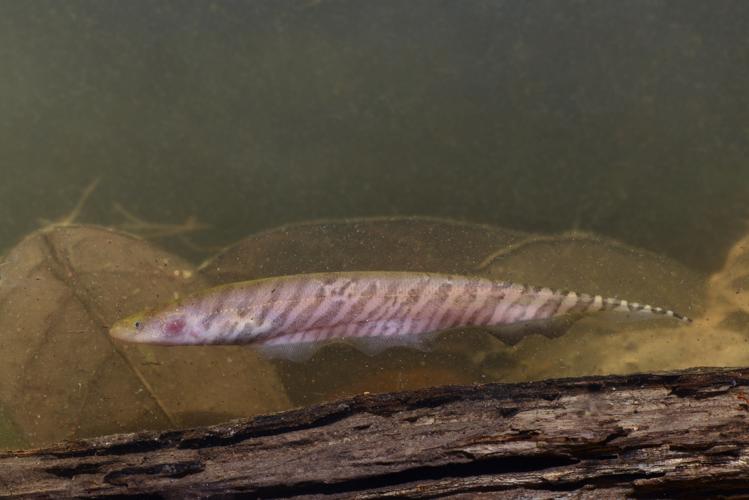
[[478, 230, 702, 316], [476, 231, 729, 382], [201, 217, 706, 406], [199, 216, 528, 282], [0, 225, 289, 447]]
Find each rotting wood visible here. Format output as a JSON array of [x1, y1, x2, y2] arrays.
[[3, 367, 749, 498]]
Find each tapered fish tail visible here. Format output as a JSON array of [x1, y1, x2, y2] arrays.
[[573, 291, 692, 323]]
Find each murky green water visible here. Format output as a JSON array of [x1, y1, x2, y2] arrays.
[[1, 1, 748, 449]]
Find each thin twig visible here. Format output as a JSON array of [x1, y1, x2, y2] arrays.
[[112, 203, 210, 239], [37, 177, 101, 229]]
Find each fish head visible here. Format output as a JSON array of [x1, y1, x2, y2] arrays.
[[110, 307, 194, 345]]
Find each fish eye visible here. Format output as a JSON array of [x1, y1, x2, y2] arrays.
[[134, 321, 143, 330]]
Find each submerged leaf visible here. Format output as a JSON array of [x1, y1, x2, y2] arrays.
[[0, 225, 289, 447], [476, 230, 709, 382], [201, 217, 705, 406], [0, 402, 27, 449], [479, 230, 703, 316], [199, 216, 528, 282]]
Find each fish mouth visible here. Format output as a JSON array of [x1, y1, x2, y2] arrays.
[[109, 320, 139, 343]]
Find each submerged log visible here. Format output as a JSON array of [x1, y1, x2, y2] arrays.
[[3, 367, 749, 498]]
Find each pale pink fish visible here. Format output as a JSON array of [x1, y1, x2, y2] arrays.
[[109, 271, 690, 360]]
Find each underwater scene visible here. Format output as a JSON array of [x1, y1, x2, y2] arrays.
[[1, 1, 748, 449]]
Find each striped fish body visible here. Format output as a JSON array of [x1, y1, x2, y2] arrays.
[[109, 272, 688, 357]]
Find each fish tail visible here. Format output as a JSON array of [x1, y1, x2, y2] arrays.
[[590, 293, 692, 323]]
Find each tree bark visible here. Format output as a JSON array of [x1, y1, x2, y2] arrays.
[[3, 367, 749, 498]]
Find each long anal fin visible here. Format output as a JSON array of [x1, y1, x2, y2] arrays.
[[347, 330, 439, 356], [484, 313, 586, 345], [256, 327, 440, 361], [257, 340, 321, 362]]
